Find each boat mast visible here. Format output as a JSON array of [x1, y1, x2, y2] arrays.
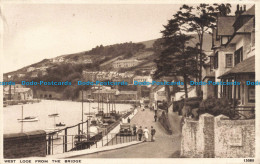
[[21, 106, 23, 132], [106, 95, 108, 114]]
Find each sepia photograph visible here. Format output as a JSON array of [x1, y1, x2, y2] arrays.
[[0, 0, 259, 163]]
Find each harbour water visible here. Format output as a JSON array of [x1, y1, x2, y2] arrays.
[[3, 100, 133, 134]]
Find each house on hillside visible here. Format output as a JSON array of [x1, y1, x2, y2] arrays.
[[82, 71, 97, 81], [208, 5, 255, 117], [113, 59, 140, 68], [52, 57, 64, 63], [27, 67, 35, 72], [133, 75, 152, 83], [31, 72, 38, 78]]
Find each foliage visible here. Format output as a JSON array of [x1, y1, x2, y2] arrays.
[[199, 97, 235, 118], [167, 3, 232, 96], [154, 20, 200, 98]]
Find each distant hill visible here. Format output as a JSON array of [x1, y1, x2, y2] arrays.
[[4, 33, 212, 82], [138, 39, 157, 49]]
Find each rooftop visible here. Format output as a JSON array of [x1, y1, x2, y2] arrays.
[[217, 16, 236, 36], [119, 91, 137, 94]]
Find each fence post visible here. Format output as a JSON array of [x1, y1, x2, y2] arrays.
[[48, 135, 51, 155], [72, 136, 74, 150], [78, 124, 81, 142], [106, 134, 108, 146], [51, 135, 54, 155], [102, 135, 103, 147], [112, 134, 113, 145], [63, 136, 65, 153], [65, 128, 67, 152]]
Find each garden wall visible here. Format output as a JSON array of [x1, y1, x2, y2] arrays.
[[181, 114, 255, 158]]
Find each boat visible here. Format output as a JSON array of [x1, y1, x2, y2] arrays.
[[18, 116, 38, 122], [55, 122, 66, 127], [48, 113, 59, 117]]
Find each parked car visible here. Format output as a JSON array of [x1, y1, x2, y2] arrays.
[[119, 123, 132, 136]]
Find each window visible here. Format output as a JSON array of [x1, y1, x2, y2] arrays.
[[248, 85, 255, 103], [214, 52, 218, 69], [235, 47, 243, 65], [226, 54, 233, 68]]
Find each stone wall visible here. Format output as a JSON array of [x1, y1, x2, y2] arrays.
[[181, 113, 255, 158], [214, 115, 255, 158], [4, 130, 46, 158], [181, 113, 214, 157]]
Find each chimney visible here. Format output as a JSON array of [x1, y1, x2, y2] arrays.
[[235, 4, 240, 17]]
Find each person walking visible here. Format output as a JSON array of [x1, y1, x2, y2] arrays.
[[127, 117, 131, 123], [154, 114, 157, 122], [133, 125, 137, 136], [137, 126, 143, 141], [143, 127, 149, 142], [151, 126, 156, 142]]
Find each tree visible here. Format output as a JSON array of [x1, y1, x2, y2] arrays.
[[171, 3, 231, 96], [154, 20, 199, 98]]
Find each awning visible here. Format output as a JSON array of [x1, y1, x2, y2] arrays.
[[218, 55, 255, 78]]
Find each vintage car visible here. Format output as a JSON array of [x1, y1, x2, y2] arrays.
[[119, 123, 132, 136]]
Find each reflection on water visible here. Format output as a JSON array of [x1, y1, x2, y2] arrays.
[[3, 100, 132, 134]]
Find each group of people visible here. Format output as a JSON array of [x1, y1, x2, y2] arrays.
[[134, 126, 156, 142]]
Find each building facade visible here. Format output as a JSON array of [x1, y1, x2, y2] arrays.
[[208, 5, 255, 116]]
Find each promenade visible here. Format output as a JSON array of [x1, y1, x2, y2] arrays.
[[74, 107, 182, 158]]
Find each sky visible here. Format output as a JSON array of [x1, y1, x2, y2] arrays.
[[2, 3, 254, 73]]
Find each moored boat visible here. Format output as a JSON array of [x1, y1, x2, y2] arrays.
[[55, 122, 66, 127], [48, 113, 59, 117], [18, 116, 38, 122]]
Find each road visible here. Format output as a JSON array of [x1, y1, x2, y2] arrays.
[[73, 107, 182, 158]]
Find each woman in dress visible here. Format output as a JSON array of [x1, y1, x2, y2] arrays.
[[143, 127, 149, 142]]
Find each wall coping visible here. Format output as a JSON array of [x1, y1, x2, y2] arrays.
[[4, 130, 46, 140]]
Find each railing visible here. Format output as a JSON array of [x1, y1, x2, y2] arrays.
[[46, 132, 138, 155], [46, 120, 90, 155], [46, 109, 136, 155]]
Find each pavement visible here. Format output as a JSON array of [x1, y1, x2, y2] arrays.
[[73, 107, 182, 158]]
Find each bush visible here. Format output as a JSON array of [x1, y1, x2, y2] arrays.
[[199, 97, 235, 118]]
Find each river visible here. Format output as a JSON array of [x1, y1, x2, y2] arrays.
[[3, 100, 133, 134]]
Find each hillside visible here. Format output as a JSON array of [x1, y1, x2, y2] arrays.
[[3, 33, 212, 100]]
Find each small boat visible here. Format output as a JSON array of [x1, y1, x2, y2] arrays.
[[18, 116, 38, 122], [56, 122, 66, 127], [48, 113, 59, 117]]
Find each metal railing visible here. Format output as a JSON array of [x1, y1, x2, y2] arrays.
[[46, 110, 136, 155], [46, 132, 138, 155]]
